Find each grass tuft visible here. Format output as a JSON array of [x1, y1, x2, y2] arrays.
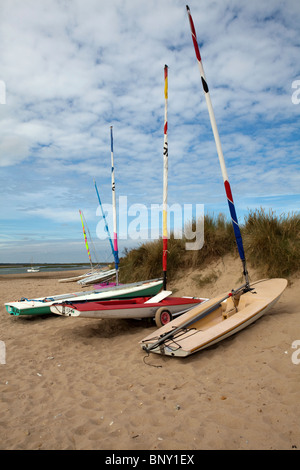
[[119, 209, 300, 283], [243, 208, 300, 278]]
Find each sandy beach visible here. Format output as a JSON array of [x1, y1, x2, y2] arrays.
[[0, 257, 299, 450]]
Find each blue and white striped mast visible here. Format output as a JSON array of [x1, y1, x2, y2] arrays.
[[94, 179, 115, 265]]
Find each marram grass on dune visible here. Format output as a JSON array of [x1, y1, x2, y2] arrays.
[[119, 209, 299, 282], [243, 208, 300, 278]]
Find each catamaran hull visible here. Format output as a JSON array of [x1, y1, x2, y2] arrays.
[[59, 269, 116, 284], [58, 272, 94, 283], [5, 279, 163, 316], [77, 269, 116, 286], [140, 279, 287, 357]]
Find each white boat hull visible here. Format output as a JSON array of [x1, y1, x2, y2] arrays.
[[58, 269, 116, 284], [140, 279, 287, 357], [77, 269, 116, 286], [50, 297, 206, 320]]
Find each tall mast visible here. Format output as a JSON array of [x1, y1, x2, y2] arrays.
[[79, 209, 93, 270], [186, 5, 249, 286], [110, 126, 119, 284], [94, 179, 115, 263], [162, 65, 168, 290]]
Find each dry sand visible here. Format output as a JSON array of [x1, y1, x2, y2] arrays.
[[0, 256, 299, 450]]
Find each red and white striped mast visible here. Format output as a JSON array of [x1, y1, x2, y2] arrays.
[[186, 5, 249, 287]]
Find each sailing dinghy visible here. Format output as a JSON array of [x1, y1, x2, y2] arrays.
[[4, 278, 163, 316], [140, 7, 287, 357], [141, 279, 287, 356], [50, 290, 206, 324]]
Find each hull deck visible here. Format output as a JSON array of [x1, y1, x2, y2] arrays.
[[140, 279, 287, 357]]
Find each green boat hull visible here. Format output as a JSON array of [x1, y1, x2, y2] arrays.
[[5, 280, 163, 316], [6, 304, 53, 316]]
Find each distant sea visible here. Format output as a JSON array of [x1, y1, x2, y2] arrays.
[[0, 264, 102, 275]]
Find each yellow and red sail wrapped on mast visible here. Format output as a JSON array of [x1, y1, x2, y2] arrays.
[[79, 209, 92, 267]]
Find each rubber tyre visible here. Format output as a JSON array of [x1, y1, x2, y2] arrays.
[[155, 307, 172, 327]]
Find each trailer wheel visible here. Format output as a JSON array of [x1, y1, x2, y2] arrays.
[[155, 307, 172, 327]]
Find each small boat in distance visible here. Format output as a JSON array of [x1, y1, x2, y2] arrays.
[[27, 260, 40, 273], [27, 267, 40, 273]]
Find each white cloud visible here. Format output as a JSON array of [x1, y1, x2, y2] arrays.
[[0, 0, 299, 262]]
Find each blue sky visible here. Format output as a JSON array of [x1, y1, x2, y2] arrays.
[[0, 0, 299, 264]]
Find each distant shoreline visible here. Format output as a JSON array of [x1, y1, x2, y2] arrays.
[[0, 269, 89, 281], [0, 263, 106, 276]]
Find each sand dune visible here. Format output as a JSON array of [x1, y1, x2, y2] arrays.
[[0, 257, 299, 450]]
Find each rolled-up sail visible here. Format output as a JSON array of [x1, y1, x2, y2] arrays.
[[79, 209, 93, 269]]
